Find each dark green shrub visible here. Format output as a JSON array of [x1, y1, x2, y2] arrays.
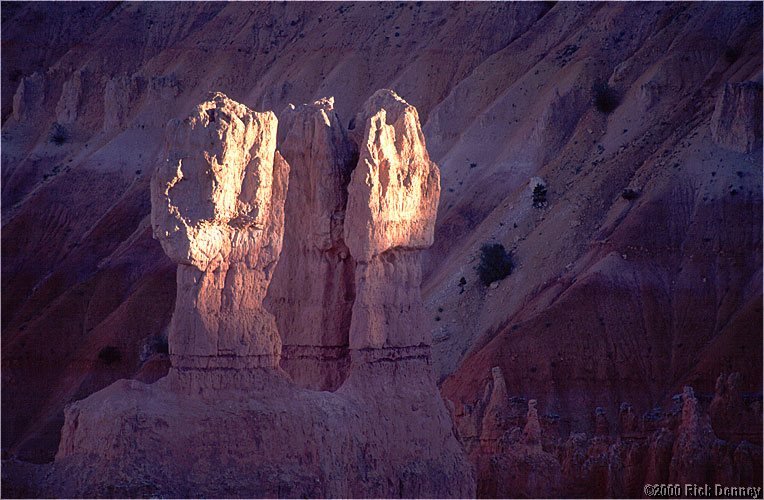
[[477, 243, 513, 286], [532, 183, 548, 208], [724, 46, 741, 64], [49, 122, 68, 145], [98, 346, 122, 365], [592, 82, 620, 113], [621, 188, 639, 200]]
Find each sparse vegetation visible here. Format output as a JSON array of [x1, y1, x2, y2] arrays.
[[98, 345, 122, 365], [477, 243, 513, 287], [532, 183, 548, 208], [150, 335, 169, 355], [139, 334, 169, 363], [592, 82, 620, 113], [724, 46, 741, 64], [621, 188, 640, 200], [49, 122, 69, 145]]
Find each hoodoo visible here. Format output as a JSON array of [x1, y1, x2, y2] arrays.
[[150, 92, 289, 381], [344, 89, 440, 356], [27, 92, 474, 498], [266, 97, 356, 391], [2, 4, 761, 497]]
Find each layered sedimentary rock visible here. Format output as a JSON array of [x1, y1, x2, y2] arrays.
[[31, 92, 474, 497], [102, 74, 145, 132], [54, 69, 85, 125], [345, 90, 440, 356], [150, 92, 288, 377], [266, 97, 356, 390]]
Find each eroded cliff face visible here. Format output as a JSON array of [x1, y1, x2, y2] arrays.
[[710, 81, 763, 153], [20, 92, 475, 498]]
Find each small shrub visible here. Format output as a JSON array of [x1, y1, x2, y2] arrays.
[[49, 122, 69, 146], [621, 188, 640, 200], [477, 243, 513, 286], [532, 183, 548, 208], [152, 335, 169, 355], [592, 82, 620, 114], [98, 346, 122, 365], [724, 46, 741, 64]]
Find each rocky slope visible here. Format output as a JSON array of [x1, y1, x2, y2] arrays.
[[2, 2, 762, 497]]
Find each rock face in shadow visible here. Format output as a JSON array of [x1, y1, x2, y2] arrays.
[[710, 81, 763, 153], [27, 92, 474, 498], [451, 366, 762, 498], [151, 92, 288, 375], [266, 97, 357, 391]]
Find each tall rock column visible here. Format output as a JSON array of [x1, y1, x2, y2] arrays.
[[150, 92, 289, 375], [266, 97, 357, 390], [344, 89, 440, 361]]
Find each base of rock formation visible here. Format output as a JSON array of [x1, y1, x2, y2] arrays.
[[15, 357, 473, 498]]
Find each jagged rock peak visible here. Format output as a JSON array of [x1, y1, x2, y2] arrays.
[[150, 92, 289, 374], [345, 89, 440, 262], [669, 386, 717, 484]]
